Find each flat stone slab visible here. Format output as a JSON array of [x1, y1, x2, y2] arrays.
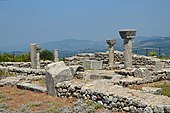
[[0, 77, 21, 86], [142, 87, 162, 95], [0, 75, 44, 87], [17, 82, 47, 93], [83, 70, 123, 80]]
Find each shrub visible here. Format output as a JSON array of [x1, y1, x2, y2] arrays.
[[40, 49, 54, 61], [149, 51, 157, 56]]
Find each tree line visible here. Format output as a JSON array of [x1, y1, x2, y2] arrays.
[[0, 49, 54, 62]]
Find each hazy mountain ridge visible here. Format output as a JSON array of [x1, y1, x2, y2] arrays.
[[0, 36, 170, 54]]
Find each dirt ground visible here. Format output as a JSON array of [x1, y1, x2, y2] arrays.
[[0, 86, 124, 113]]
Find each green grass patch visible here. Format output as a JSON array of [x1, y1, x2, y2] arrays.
[[85, 100, 103, 109], [29, 102, 42, 107], [154, 82, 170, 97], [0, 94, 13, 102], [38, 78, 46, 85], [0, 103, 9, 109], [158, 56, 170, 60], [0, 71, 17, 77]]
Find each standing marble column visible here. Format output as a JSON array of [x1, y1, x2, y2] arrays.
[[119, 29, 136, 68], [30, 43, 37, 69], [54, 49, 59, 62], [36, 52, 40, 69], [106, 39, 116, 68], [30, 43, 41, 69]]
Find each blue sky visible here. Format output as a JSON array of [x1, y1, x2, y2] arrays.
[[0, 0, 170, 46]]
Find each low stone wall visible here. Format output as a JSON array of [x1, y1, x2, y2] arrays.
[[55, 81, 170, 112], [0, 61, 52, 68], [114, 69, 169, 87], [65, 51, 170, 68], [0, 66, 45, 76]]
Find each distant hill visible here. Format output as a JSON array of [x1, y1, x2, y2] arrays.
[[41, 39, 106, 51], [0, 36, 170, 56], [134, 36, 170, 48]]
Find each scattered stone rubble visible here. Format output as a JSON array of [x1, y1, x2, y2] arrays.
[[1, 38, 170, 113], [17, 82, 46, 93], [0, 60, 52, 68], [142, 87, 162, 95], [45, 61, 84, 96], [0, 75, 44, 87], [0, 65, 45, 76], [55, 79, 170, 113]]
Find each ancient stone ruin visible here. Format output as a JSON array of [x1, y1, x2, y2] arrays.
[[54, 49, 59, 62], [106, 39, 116, 68], [1, 29, 170, 113], [119, 29, 137, 68], [30, 43, 41, 69]]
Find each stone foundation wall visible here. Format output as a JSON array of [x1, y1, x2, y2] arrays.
[[65, 51, 170, 67], [0, 61, 52, 68], [55, 82, 170, 112], [0, 66, 45, 76]]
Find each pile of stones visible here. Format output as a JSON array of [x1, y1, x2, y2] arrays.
[[54, 80, 170, 113], [0, 65, 45, 76], [0, 60, 52, 68]]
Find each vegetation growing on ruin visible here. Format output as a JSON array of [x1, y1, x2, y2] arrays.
[[0, 71, 17, 77], [158, 55, 170, 60], [128, 81, 170, 97], [155, 82, 170, 97]]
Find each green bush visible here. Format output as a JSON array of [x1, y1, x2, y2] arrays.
[[149, 51, 157, 56], [40, 49, 54, 61], [0, 53, 30, 62]]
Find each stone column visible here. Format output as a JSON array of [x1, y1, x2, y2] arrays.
[[54, 49, 59, 62], [36, 52, 40, 69], [106, 39, 116, 67], [119, 29, 136, 68], [30, 43, 41, 69], [30, 43, 37, 69]]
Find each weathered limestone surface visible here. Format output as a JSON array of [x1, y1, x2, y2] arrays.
[[119, 29, 137, 68], [82, 70, 123, 80], [0, 75, 44, 87], [69, 65, 84, 76], [17, 82, 46, 93], [65, 50, 170, 69], [30, 43, 41, 69], [155, 61, 165, 71], [55, 79, 170, 112], [0, 61, 52, 68], [83, 60, 103, 70], [134, 68, 151, 79], [106, 39, 116, 68], [0, 65, 45, 76], [123, 39, 133, 68], [142, 87, 162, 95], [0, 77, 21, 86], [45, 61, 73, 96], [54, 49, 59, 62]]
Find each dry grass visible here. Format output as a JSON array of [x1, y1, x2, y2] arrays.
[[0, 86, 121, 113], [0, 86, 75, 112], [128, 80, 170, 97]]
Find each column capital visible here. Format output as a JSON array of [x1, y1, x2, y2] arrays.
[[106, 39, 116, 47], [119, 29, 136, 39]]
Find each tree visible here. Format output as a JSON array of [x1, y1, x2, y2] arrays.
[[40, 49, 54, 61]]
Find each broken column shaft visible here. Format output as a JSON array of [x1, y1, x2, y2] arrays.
[[54, 49, 59, 62], [30, 43, 41, 69], [106, 39, 116, 68], [119, 29, 136, 68]]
